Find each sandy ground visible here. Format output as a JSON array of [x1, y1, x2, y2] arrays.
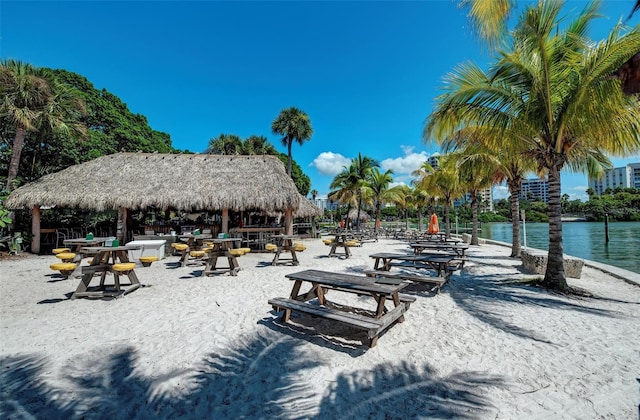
[[1, 237, 639, 419]]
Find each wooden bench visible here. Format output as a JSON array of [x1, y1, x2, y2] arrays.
[[269, 297, 392, 347], [364, 270, 447, 294]]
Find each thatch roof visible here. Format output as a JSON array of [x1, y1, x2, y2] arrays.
[[6, 153, 302, 212], [348, 208, 370, 221], [295, 198, 323, 218]]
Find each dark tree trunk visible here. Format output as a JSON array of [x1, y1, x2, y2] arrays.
[[6, 125, 26, 192], [287, 140, 293, 176], [444, 201, 451, 239], [507, 178, 522, 258], [471, 190, 479, 245], [542, 160, 568, 291]]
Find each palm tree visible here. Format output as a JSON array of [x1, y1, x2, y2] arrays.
[[1, 59, 86, 192], [351, 153, 379, 226], [310, 189, 318, 201], [366, 168, 395, 233], [460, 0, 640, 94], [427, 1, 640, 290], [271, 107, 313, 176], [452, 150, 498, 245], [413, 157, 464, 239], [386, 184, 412, 230], [206, 134, 242, 155], [329, 163, 359, 229], [242, 135, 277, 155]]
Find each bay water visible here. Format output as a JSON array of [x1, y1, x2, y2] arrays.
[[477, 221, 640, 274]]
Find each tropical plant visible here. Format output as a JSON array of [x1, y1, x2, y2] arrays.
[[451, 149, 497, 245], [366, 168, 395, 233], [459, 0, 640, 94], [242, 135, 278, 155], [329, 163, 359, 229], [386, 184, 412, 230], [0, 60, 87, 191], [413, 157, 463, 238], [350, 153, 379, 225], [427, 1, 640, 290], [271, 107, 313, 176], [206, 134, 243, 155]]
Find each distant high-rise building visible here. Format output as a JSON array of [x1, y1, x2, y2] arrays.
[[519, 177, 549, 202], [588, 162, 640, 195], [427, 153, 440, 169]]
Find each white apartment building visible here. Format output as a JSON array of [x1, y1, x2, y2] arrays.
[[519, 177, 549, 202], [588, 162, 640, 195]]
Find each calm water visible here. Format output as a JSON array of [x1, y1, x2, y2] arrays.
[[477, 221, 640, 274]]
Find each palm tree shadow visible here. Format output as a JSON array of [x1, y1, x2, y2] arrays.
[[0, 331, 504, 418], [0, 354, 78, 418], [449, 258, 622, 343], [316, 361, 503, 418]]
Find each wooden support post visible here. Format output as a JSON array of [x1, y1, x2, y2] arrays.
[[31, 205, 41, 254], [222, 208, 229, 233], [284, 208, 293, 236]]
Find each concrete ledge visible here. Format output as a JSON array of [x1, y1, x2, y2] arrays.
[[461, 233, 486, 245], [521, 249, 584, 279]]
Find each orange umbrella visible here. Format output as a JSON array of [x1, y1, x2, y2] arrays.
[[428, 213, 439, 234]]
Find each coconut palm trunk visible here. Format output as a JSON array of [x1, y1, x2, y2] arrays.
[[507, 178, 522, 258], [444, 203, 451, 239], [6, 125, 26, 192], [470, 191, 479, 245], [543, 164, 567, 290]]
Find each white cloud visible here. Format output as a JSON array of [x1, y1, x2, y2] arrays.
[[565, 185, 588, 202], [492, 185, 509, 200], [311, 152, 351, 176], [380, 146, 429, 175]]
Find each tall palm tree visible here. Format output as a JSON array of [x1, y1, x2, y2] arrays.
[[366, 168, 395, 233], [271, 107, 313, 176], [413, 157, 464, 239], [206, 133, 242, 155], [452, 149, 498, 245], [427, 1, 640, 290], [329, 163, 359, 229], [386, 184, 412, 230], [351, 153, 379, 226], [1, 59, 86, 192]]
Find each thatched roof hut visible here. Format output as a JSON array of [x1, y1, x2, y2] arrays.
[[5, 152, 302, 212], [6, 153, 305, 251], [294, 198, 323, 218], [348, 208, 370, 221]]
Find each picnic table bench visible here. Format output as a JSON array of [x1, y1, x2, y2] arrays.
[[269, 269, 414, 347]]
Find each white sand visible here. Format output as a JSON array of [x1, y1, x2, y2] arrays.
[[1, 238, 639, 419]]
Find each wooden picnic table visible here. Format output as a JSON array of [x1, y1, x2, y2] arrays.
[[176, 233, 213, 266], [367, 252, 461, 294], [270, 235, 300, 266], [71, 245, 142, 299], [410, 242, 469, 258], [269, 269, 414, 347], [328, 233, 351, 258], [203, 238, 242, 276]]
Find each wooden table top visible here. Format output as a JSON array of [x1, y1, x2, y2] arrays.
[[285, 269, 408, 295]]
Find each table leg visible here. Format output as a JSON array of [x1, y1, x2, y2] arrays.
[[391, 292, 405, 323], [374, 295, 386, 319]]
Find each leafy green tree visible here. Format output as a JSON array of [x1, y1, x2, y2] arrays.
[[350, 153, 379, 225], [51, 69, 173, 156], [427, 1, 640, 290], [366, 168, 395, 233], [242, 135, 277, 155], [277, 153, 311, 196], [206, 134, 243, 155], [329, 163, 359, 228], [0, 60, 87, 191], [271, 107, 313, 176]]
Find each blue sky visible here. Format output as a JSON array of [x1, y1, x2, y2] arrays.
[[2, 1, 638, 201]]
